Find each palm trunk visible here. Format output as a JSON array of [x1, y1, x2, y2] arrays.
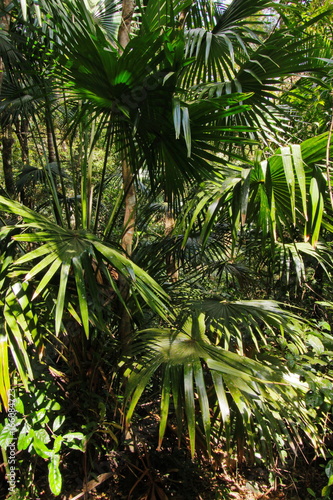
[[118, 0, 135, 53], [165, 202, 179, 282], [1, 124, 15, 196], [118, 1, 136, 255], [46, 117, 56, 163], [118, 0, 136, 350], [121, 159, 136, 255]]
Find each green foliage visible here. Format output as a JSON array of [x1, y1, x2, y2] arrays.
[[124, 302, 330, 463], [1, 0, 333, 497], [322, 451, 333, 498], [0, 377, 85, 497]]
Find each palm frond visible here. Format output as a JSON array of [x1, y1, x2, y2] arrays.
[[125, 306, 322, 462], [90, 0, 122, 40], [0, 197, 171, 339], [180, 133, 332, 250]]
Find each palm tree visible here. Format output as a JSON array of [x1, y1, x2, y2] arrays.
[[0, 0, 332, 496]]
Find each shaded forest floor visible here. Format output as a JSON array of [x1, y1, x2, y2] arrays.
[[1, 435, 328, 500], [70, 450, 326, 500], [1, 406, 330, 499]]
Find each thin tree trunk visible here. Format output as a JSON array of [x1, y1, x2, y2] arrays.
[[165, 200, 179, 282], [121, 159, 136, 255], [118, 0, 136, 350], [118, 0, 135, 53], [46, 117, 56, 163], [1, 124, 15, 196], [0, 0, 14, 196], [14, 117, 29, 164], [118, 2, 136, 256]]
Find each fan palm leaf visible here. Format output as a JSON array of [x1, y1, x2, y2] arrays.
[[42, 0, 259, 206], [0, 196, 171, 336], [181, 132, 333, 250], [181, 1, 328, 144], [1, 0, 331, 470], [125, 305, 322, 462]]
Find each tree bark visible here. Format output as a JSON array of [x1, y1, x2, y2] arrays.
[[118, 0, 136, 350], [118, 0, 135, 53], [46, 117, 56, 163], [118, 0, 136, 256]]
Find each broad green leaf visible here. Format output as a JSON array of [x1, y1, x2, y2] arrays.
[[18, 427, 33, 451], [15, 397, 24, 414], [307, 334, 324, 355], [53, 415, 66, 433], [48, 455, 62, 496], [63, 432, 85, 442], [35, 428, 51, 444], [0, 426, 15, 448], [53, 435, 63, 454], [33, 437, 53, 459]]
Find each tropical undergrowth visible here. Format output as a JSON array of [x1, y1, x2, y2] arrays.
[[0, 0, 333, 499]]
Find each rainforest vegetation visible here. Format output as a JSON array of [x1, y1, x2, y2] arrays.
[[1, 0, 333, 498]]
